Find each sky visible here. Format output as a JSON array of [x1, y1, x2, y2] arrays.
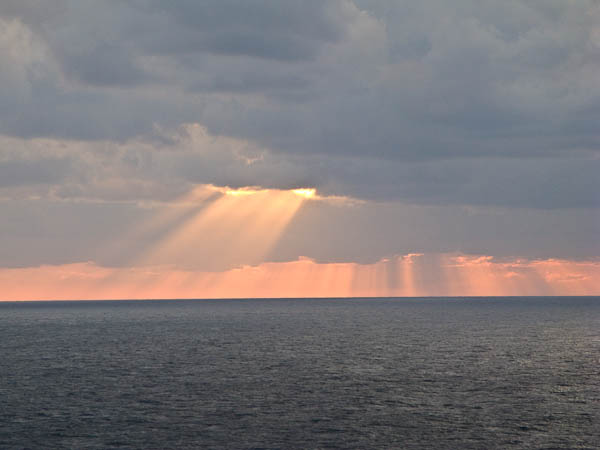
[[1, 0, 599, 299]]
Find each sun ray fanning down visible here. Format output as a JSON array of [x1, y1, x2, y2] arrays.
[[97, 185, 219, 263]]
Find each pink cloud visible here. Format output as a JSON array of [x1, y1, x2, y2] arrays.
[[1, 254, 599, 300]]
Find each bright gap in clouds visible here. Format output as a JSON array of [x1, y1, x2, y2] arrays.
[[292, 188, 316, 199]]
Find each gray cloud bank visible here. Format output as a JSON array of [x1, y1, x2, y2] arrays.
[[0, 0, 599, 266]]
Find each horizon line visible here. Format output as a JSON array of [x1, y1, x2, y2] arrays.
[[2, 295, 599, 303]]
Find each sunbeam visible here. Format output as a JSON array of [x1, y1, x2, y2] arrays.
[[97, 184, 218, 264], [137, 186, 309, 270]]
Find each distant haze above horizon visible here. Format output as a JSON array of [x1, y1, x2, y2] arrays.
[[1, 1, 598, 298]]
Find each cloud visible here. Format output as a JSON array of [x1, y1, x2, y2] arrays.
[[0, 158, 70, 187], [0, 1, 598, 272], [139, 0, 345, 60], [1, 125, 598, 210], [1, 0, 599, 160], [1, 254, 599, 300]]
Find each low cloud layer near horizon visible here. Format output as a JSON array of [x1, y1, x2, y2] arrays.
[[0, 0, 599, 275]]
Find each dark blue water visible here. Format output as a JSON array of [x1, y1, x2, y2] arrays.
[[1, 297, 598, 449]]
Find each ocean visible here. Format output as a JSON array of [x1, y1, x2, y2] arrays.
[[1, 297, 598, 449]]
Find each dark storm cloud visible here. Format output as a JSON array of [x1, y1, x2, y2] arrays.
[[0, 0, 344, 87], [0, 0, 599, 211], [318, 157, 600, 209], [191, 71, 311, 95], [139, 0, 342, 58], [60, 42, 148, 87]]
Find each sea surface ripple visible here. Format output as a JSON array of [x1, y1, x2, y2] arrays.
[[1, 297, 598, 449]]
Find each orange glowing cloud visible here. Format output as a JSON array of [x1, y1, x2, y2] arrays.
[[1, 254, 598, 301]]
